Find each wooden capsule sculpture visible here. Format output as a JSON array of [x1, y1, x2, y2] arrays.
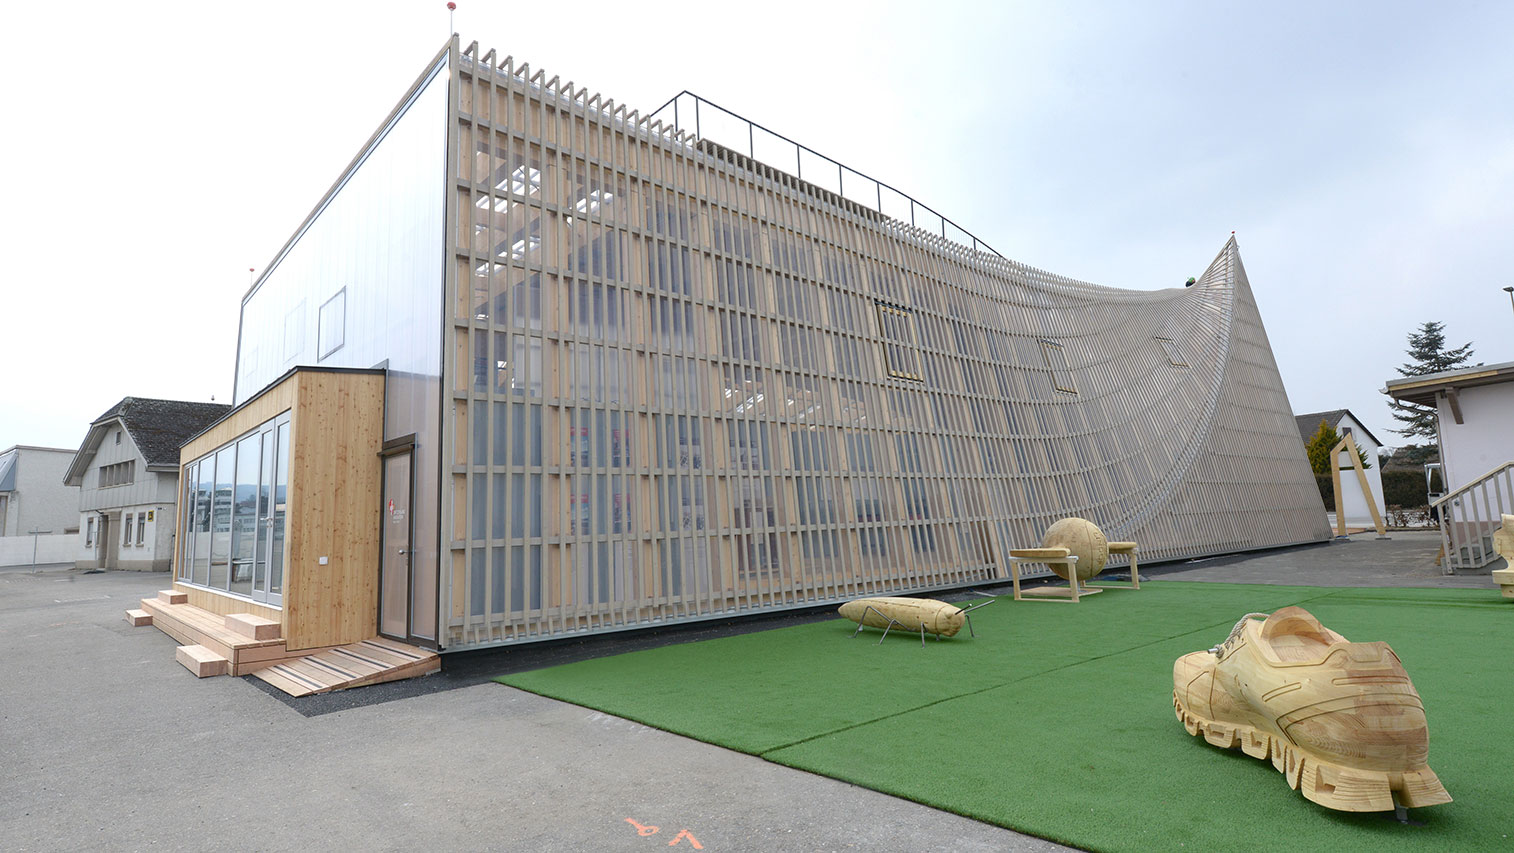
[[839, 596, 993, 647]]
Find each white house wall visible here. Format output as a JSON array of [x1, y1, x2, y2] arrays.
[[1436, 384, 1514, 494], [1336, 413, 1385, 526], [0, 448, 78, 537], [77, 426, 164, 512], [73, 425, 180, 571]]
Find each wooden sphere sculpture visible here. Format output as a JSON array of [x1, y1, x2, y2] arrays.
[[1042, 517, 1108, 581]]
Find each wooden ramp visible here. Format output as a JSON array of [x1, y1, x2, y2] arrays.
[[251, 638, 439, 697]]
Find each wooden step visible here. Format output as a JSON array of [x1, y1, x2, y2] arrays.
[[225, 613, 281, 641], [125, 608, 152, 627], [140, 597, 291, 675], [252, 638, 440, 697], [176, 644, 229, 678], [157, 589, 188, 605]]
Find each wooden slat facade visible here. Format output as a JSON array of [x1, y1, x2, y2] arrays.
[[434, 39, 1331, 651]]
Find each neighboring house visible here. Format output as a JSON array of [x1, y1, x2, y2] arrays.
[[162, 35, 1326, 657], [0, 446, 80, 567], [64, 398, 229, 571], [1294, 409, 1386, 527], [1385, 359, 1514, 568]]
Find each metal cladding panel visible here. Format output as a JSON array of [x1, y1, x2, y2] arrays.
[[438, 44, 1330, 650]]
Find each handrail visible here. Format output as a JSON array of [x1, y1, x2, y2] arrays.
[[647, 91, 1005, 260], [1430, 460, 1514, 509]]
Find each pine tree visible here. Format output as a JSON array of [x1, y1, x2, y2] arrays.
[[1385, 321, 1474, 439], [1305, 420, 1371, 476]]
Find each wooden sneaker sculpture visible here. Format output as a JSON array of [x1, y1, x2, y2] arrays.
[[1173, 606, 1451, 812]]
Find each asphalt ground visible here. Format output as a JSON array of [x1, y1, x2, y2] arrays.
[[2, 531, 1500, 852], [0, 566, 1067, 853]]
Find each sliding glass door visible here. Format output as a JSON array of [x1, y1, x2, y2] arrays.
[[179, 412, 290, 606]]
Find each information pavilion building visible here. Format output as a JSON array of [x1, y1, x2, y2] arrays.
[[172, 37, 1329, 655]]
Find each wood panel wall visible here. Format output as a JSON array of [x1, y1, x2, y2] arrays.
[[174, 368, 384, 651], [283, 371, 384, 650]]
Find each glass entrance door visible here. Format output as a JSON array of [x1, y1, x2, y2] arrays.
[[379, 449, 413, 640]]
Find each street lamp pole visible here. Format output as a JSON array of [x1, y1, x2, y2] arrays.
[[1503, 286, 1514, 323]]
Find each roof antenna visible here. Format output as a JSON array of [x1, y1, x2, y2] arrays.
[[447, 2, 456, 36]]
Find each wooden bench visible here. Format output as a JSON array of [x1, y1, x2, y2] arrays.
[[1007, 547, 1094, 602]]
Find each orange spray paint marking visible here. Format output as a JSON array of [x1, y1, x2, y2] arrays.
[[668, 829, 703, 849], [625, 818, 660, 836]]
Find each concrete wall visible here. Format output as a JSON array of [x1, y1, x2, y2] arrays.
[[1335, 413, 1386, 527], [1436, 383, 1514, 496], [1, 448, 79, 538], [0, 533, 77, 567]]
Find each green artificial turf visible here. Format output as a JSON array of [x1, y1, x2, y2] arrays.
[[497, 582, 1514, 851]]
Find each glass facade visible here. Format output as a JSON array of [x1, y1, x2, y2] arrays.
[[439, 45, 1327, 650], [179, 413, 290, 606], [234, 57, 449, 640]]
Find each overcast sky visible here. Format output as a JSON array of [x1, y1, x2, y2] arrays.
[[3, 1, 1511, 453]]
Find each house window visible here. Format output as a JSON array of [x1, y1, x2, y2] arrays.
[[319, 288, 346, 360], [115, 430, 121, 445], [124, 514, 133, 545], [86, 517, 95, 547], [1040, 340, 1077, 394], [875, 301, 923, 381], [1155, 337, 1188, 367], [137, 514, 146, 546], [99, 461, 136, 487]]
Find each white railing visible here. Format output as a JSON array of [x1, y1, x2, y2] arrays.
[[1433, 461, 1514, 571]]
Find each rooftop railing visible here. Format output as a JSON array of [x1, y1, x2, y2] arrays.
[[649, 91, 1005, 260]]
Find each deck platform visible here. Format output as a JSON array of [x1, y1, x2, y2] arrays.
[[137, 596, 299, 676], [251, 638, 439, 697], [132, 596, 439, 694]]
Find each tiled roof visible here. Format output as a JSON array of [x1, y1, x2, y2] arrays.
[[91, 397, 231, 467], [1294, 409, 1382, 449]]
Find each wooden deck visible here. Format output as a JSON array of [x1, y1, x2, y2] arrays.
[[251, 638, 439, 697], [131, 592, 438, 694], [138, 592, 302, 676]]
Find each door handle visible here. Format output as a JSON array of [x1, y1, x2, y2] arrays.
[[397, 549, 408, 555]]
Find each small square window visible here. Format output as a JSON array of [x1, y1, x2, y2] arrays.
[[1040, 340, 1077, 394], [1155, 337, 1188, 367], [319, 288, 346, 360]]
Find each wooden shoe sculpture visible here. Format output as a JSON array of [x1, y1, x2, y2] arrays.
[[1173, 606, 1451, 812]]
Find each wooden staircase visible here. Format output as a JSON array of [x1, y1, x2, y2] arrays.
[[127, 590, 439, 695]]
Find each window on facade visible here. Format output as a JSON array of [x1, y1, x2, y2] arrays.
[[115, 430, 121, 445], [318, 288, 346, 360], [1040, 340, 1077, 394], [283, 300, 305, 362], [876, 302, 923, 381], [137, 514, 146, 546], [99, 461, 135, 487], [86, 517, 95, 547], [1156, 337, 1188, 367], [123, 514, 133, 545], [180, 414, 289, 603]]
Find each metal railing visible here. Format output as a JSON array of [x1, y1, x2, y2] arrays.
[[1432, 460, 1514, 571], [648, 91, 1005, 260]]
